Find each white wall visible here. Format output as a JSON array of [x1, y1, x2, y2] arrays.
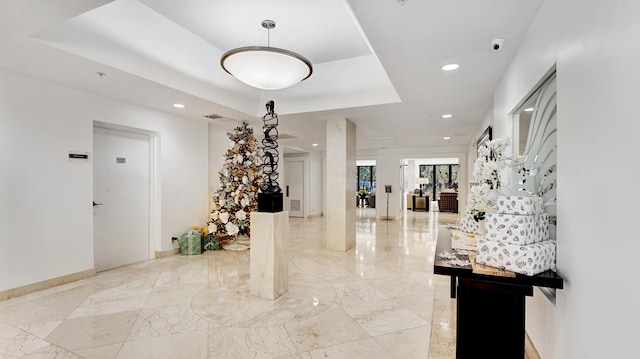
[[208, 123, 232, 211], [308, 151, 324, 216], [0, 70, 209, 291], [489, 1, 640, 357]]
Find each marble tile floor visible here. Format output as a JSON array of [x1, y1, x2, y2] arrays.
[[0, 209, 498, 359]]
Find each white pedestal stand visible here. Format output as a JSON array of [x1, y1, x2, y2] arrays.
[[250, 211, 289, 300]]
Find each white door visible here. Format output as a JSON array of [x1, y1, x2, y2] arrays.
[[285, 159, 304, 218], [93, 127, 150, 272]]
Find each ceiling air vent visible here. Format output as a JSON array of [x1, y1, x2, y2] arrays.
[[369, 136, 397, 142], [203, 113, 223, 120], [278, 133, 297, 140], [203, 114, 240, 128]]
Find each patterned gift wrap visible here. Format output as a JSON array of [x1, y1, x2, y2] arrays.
[[485, 213, 549, 245], [496, 196, 543, 215], [180, 232, 201, 255], [476, 238, 556, 276], [459, 213, 480, 234]]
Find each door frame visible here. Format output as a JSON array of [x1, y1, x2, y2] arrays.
[[93, 121, 161, 259]]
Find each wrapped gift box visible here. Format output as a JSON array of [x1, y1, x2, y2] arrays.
[[459, 213, 480, 234], [180, 231, 201, 255], [476, 238, 556, 276], [451, 229, 479, 250], [485, 213, 549, 245], [496, 196, 543, 215]]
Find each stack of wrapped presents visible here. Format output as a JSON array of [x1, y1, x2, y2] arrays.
[[458, 212, 481, 235], [475, 196, 556, 276]]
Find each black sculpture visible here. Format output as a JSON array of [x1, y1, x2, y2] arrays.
[[258, 100, 283, 212]]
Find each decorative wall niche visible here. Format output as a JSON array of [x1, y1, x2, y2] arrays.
[[512, 70, 557, 302]]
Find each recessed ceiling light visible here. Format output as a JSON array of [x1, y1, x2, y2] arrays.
[[443, 136, 451, 140], [441, 63, 459, 71], [524, 107, 534, 112], [312, 143, 318, 147], [442, 114, 453, 119], [173, 103, 186, 108]]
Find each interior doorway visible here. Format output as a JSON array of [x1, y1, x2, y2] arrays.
[[402, 157, 461, 214], [284, 158, 305, 217], [93, 126, 151, 271]]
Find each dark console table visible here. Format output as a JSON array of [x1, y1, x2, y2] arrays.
[[434, 226, 563, 359]]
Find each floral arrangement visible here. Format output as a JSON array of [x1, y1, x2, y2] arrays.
[[208, 123, 263, 237], [467, 137, 511, 221]]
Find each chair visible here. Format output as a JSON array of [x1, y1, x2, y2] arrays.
[[438, 192, 458, 213]]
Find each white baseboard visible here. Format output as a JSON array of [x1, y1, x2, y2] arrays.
[[155, 247, 180, 258], [0, 268, 96, 301]]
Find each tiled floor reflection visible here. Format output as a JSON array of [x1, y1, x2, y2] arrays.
[[0, 208, 462, 359]]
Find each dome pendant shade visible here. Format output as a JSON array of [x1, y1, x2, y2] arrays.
[[221, 46, 313, 90]]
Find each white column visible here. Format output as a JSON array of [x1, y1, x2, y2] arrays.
[[325, 118, 356, 251], [375, 154, 400, 220], [250, 211, 289, 300], [407, 159, 416, 193]]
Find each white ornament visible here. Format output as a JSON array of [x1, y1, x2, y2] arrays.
[[219, 212, 229, 224], [225, 222, 239, 236], [236, 210, 246, 221], [208, 223, 216, 234], [211, 211, 219, 221], [219, 199, 225, 207], [240, 197, 249, 207]]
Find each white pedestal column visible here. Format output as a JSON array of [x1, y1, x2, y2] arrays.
[[250, 211, 289, 300], [326, 118, 356, 251]]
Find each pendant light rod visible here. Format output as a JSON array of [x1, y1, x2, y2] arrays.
[[262, 20, 275, 47]]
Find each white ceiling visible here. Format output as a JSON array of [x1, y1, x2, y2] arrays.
[[0, 0, 543, 153]]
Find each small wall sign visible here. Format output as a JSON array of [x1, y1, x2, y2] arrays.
[[68, 151, 89, 161], [116, 157, 126, 164]]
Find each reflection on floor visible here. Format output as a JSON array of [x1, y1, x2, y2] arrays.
[[0, 209, 485, 358]]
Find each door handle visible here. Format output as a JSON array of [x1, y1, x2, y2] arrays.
[[286, 185, 289, 197], [93, 201, 103, 207]]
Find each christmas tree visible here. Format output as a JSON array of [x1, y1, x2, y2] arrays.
[[208, 123, 263, 237]]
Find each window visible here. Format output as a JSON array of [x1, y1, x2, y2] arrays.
[[418, 164, 459, 199], [356, 165, 376, 192]]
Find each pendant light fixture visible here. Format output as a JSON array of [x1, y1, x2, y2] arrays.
[[220, 20, 313, 90]]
